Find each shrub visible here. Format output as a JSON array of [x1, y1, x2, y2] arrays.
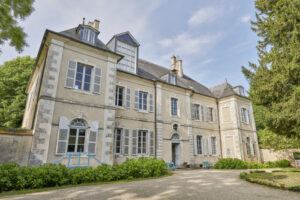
[[274, 159, 291, 168], [214, 158, 247, 169], [0, 158, 167, 193]]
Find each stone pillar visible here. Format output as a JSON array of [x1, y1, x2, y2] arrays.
[[250, 103, 261, 162], [155, 84, 163, 159], [233, 98, 244, 160], [185, 92, 194, 164], [29, 39, 64, 165]]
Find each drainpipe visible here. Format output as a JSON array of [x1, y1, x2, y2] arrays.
[[216, 99, 223, 158], [154, 81, 157, 158]]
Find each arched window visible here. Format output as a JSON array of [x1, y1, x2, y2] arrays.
[[171, 133, 180, 141], [68, 119, 87, 152]]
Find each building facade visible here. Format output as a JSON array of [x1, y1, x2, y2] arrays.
[[22, 20, 260, 167]]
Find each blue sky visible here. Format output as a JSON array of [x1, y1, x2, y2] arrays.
[[0, 0, 258, 90]]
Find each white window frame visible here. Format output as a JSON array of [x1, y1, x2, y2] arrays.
[[73, 63, 93, 92], [208, 107, 214, 122], [67, 119, 87, 153], [115, 86, 124, 107], [137, 130, 148, 155], [240, 107, 248, 124], [171, 98, 178, 116], [114, 128, 123, 155], [138, 91, 148, 111], [211, 136, 217, 155], [168, 74, 176, 85], [246, 137, 251, 156], [192, 104, 200, 120], [196, 135, 202, 155]]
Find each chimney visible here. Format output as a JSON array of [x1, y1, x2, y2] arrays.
[[88, 19, 100, 30], [171, 56, 176, 71], [176, 60, 183, 77]]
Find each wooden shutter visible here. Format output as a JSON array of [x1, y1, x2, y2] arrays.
[[193, 135, 198, 155], [247, 109, 251, 124], [132, 129, 137, 155], [65, 60, 76, 88], [56, 116, 70, 155], [126, 88, 131, 109], [93, 67, 102, 94], [149, 131, 154, 156], [202, 136, 207, 155], [216, 137, 220, 155], [250, 139, 254, 156], [212, 108, 216, 122], [200, 105, 204, 121], [134, 90, 139, 110], [149, 93, 154, 112], [208, 137, 212, 155], [191, 104, 195, 120], [205, 106, 209, 122], [123, 129, 130, 155], [88, 120, 98, 154]]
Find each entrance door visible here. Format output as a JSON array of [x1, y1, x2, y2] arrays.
[[172, 143, 180, 165]]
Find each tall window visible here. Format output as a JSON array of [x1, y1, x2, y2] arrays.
[[168, 74, 176, 85], [138, 91, 147, 110], [115, 86, 124, 107], [241, 108, 247, 123], [138, 130, 147, 154], [68, 119, 87, 152], [114, 128, 122, 154], [75, 63, 92, 92], [80, 28, 96, 44], [116, 41, 136, 73], [211, 137, 217, 155], [197, 135, 202, 154], [208, 107, 213, 122], [192, 104, 200, 120], [246, 137, 251, 155], [171, 98, 178, 116]]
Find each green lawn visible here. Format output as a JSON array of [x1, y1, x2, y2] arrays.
[[240, 169, 300, 191]]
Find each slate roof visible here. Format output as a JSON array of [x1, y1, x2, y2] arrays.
[[209, 82, 238, 98]]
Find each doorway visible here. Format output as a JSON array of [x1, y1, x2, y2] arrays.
[[172, 143, 180, 165]]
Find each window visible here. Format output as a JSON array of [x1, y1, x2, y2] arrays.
[[173, 124, 178, 131], [138, 130, 147, 154], [246, 137, 251, 156], [192, 104, 200, 120], [252, 143, 256, 156], [114, 128, 122, 154], [211, 137, 217, 155], [138, 91, 147, 110], [208, 107, 213, 122], [168, 74, 176, 85], [116, 41, 137, 73], [197, 135, 202, 154], [171, 98, 178, 116], [75, 63, 92, 92], [80, 28, 96, 44], [68, 119, 87, 153], [115, 86, 124, 107], [241, 108, 247, 123]]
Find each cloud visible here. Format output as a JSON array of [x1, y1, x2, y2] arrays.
[[240, 15, 251, 23], [188, 6, 224, 26]]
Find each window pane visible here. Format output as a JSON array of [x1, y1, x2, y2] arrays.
[[79, 129, 85, 136], [68, 137, 76, 144], [75, 81, 82, 90], [67, 145, 75, 152], [77, 65, 84, 73], [85, 67, 92, 75], [78, 137, 85, 145], [83, 83, 90, 91], [70, 129, 77, 136], [77, 145, 84, 152]]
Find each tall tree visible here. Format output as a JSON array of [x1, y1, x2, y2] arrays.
[[0, 0, 35, 53], [0, 56, 35, 128], [242, 0, 300, 138]]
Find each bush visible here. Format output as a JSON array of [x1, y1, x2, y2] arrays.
[[0, 158, 167, 193]]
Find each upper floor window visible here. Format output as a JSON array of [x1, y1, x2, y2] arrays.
[[168, 74, 177, 85], [75, 63, 92, 92], [208, 107, 214, 122], [240, 107, 250, 124], [115, 86, 124, 107], [192, 104, 200, 120], [138, 91, 147, 111], [116, 41, 137, 73], [171, 98, 178, 116], [80, 28, 96, 44]]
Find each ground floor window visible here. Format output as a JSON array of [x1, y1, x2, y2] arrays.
[[211, 137, 217, 155], [246, 137, 251, 155], [67, 119, 87, 152], [138, 130, 147, 154], [197, 135, 202, 154], [114, 128, 122, 154]]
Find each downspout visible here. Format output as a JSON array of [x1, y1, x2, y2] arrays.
[[216, 99, 223, 158], [154, 81, 157, 158]]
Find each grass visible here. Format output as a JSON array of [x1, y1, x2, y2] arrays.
[[0, 172, 173, 197], [240, 169, 300, 192]]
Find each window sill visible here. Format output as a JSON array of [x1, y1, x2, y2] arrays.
[[115, 106, 126, 110], [171, 115, 180, 118], [64, 87, 100, 95], [137, 110, 149, 114]]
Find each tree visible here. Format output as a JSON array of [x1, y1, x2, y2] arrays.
[[0, 56, 35, 128], [242, 0, 300, 138], [0, 0, 35, 53]]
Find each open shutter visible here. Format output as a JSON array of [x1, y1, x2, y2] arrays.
[[132, 129, 137, 155], [126, 88, 131, 109], [191, 104, 195, 120], [216, 137, 220, 155], [93, 67, 102, 94], [193, 135, 198, 155], [123, 129, 130, 155], [247, 109, 251, 124], [88, 120, 98, 154], [134, 90, 139, 110], [149, 131, 154, 156], [205, 107, 209, 122], [250, 139, 254, 156], [202, 136, 207, 155], [208, 137, 212, 155], [56, 116, 70, 155], [212, 108, 216, 122], [65, 60, 76, 88], [149, 93, 154, 112], [200, 105, 204, 121], [240, 108, 244, 123]]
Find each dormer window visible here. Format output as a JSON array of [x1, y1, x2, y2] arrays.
[[233, 86, 245, 96], [168, 74, 177, 85], [80, 28, 96, 44]]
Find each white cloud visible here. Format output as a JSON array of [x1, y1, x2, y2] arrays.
[[240, 15, 251, 23], [199, 58, 215, 66], [188, 6, 224, 26]]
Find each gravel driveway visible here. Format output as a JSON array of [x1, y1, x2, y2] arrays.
[[1, 169, 300, 200]]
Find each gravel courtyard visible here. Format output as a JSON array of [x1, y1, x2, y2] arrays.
[[2, 169, 300, 200]]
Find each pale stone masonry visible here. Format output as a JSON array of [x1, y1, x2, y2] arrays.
[[22, 19, 260, 166]]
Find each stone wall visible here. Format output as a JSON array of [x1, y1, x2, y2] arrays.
[[260, 148, 300, 166], [0, 128, 33, 166]]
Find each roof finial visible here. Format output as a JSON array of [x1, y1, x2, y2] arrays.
[[83, 17, 85, 25]]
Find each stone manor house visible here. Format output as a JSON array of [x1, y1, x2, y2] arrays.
[[22, 19, 260, 166]]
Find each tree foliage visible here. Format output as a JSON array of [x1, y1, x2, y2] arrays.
[[0, 0, 35, 53], [0, 56, 35, 128], [242, 0, 300, 139]]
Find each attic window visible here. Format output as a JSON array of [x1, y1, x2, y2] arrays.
[[80, 28, 96, 44], [168, 74, 176, 85]]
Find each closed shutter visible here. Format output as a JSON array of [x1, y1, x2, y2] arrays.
[[205, 106, 209, 122], [134, 90, 139, 110], [247, 109, 251, 124], [93, 67, 102, 94], [88, 120, 98, 154], [202, 136, 207, 155], [191, 104, 195, 120], [149, 93, 154, 112], [126, 88, 131, 108], [56, 116, 70, 155], [123, 129, 130, 155], [132, 129, 137, 155], [193, 135, 198, 155], [212, 108, 216, 122], [65, 60, 76, 88], [149, 131, 154, 156]]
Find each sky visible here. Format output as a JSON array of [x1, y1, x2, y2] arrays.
[[0, 0, 259, 91]]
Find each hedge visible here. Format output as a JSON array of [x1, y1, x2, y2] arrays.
[[0, 157, 167, 192], [214, 158, 291, 169]]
